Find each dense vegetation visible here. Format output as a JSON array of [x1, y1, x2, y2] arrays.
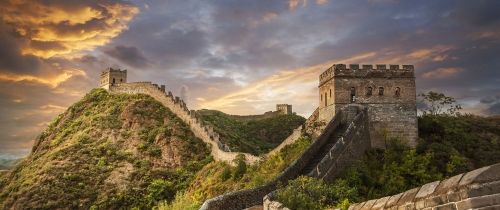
[[196, 109, 306, 155], [161, 136, 313, 210], [276, 92, 500, 210], [0, 89, 211, 209]]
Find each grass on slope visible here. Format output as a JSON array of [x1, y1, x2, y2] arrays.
[[161, 135, 313, 210], [196, 109, 306, 155], [0, 89, 211, 210], [276, 114, 500, 210]]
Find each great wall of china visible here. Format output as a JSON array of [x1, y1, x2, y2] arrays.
[[109, 81, 261, 164], [100, 65, 500, 209]]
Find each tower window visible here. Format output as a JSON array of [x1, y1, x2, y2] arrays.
[[325, 92, 328, 106], [329, 89, 332, 97], [366, 87, 372, 96], [395, 87, 401, 97], [120, 79, 123, 82], [112, 78, 116, 84], [379, 87, 384, 96], [350, 87, 356, 103]]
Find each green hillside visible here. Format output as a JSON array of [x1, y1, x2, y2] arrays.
[[0, 89, 211, 209], [275, 114, 500, 210], [196, 109, 306, 155]]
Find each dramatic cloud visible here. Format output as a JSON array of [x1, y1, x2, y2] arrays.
[[422, 67, 464, 79], [104, 45, 150, 68], [0, 0, 139, 58], [1, 0, 500, 159]]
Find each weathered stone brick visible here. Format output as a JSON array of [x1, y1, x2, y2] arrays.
[[360, 199, 377, 210], [396, 187, 420, 206], [385, 193, 404, 208], [456, 193, 500, 210], [434, 203, 457, 210], [415, 181, 440, 200], [434, 174, 464, 195], [372, 196, 391, 209]]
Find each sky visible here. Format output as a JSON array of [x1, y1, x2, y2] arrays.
[[0, 0, 499, 159]]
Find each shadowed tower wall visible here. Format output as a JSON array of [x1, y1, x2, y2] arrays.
[[318, 64, 417, 148], [276, 104, 292, 115], [100, 68, 127, 90]]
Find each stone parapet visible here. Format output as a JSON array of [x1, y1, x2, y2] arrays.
[[348, 163, 500, 210], [319, 64, 415, 86], [201, 105, 370, 210]]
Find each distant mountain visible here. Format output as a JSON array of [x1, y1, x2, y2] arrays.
[[0, 158, 21, 170]]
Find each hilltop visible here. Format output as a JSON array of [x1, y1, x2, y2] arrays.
[[0, 88, 305, 209], [0, 89, 212, 209], [196, 109, 306, 155]]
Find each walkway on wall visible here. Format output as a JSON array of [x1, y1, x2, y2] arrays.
[[348, 163, 500, 210], [108, 82, 260, 164], [200, 105, 372, 210]]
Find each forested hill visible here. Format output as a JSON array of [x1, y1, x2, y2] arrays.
[[0, 89, 211, 209], [196, 109, 306, 155]]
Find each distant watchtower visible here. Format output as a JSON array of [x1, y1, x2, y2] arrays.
[[318, 64, 417, 148], [100, 68, 127, 90], [276, 104, 292, 115]]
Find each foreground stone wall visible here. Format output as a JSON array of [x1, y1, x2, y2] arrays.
[[109, 82, 260, 164], [349, 163, 500, 210], [201, 106, 370, 210]]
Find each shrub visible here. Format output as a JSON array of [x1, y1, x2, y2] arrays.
[[232, 155, 247, 180], [276, 176, 335, 210]]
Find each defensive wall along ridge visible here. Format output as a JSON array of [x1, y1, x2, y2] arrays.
[[108, 82, 260, 164], [201, 105, 372, 210]]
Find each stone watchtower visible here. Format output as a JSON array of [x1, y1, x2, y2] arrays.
[[276, 104, 292, 115], [318, 64, 417, 148], [100, 67, 127, 90]]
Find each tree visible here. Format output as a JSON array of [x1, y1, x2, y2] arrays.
[[418, 91, 462, 116]]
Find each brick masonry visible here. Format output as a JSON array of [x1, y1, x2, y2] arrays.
[[202, 105, 372, 210], [348, 163, 500, 210], [318, 64, 417, 148]]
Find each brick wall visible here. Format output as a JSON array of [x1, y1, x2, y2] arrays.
[[108, 82, 260, 164], [318, 64, 417, 148], [202, 105, 371, 210], [349, 163, 500, 210]]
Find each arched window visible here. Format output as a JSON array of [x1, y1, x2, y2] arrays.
[[378, 87, 384, 96], [366, 87, 373, 96], [350, 87, 356, 103], [395, 87, 401, 97], [120, 78, 123, 82], [112, 78, 116, 84]]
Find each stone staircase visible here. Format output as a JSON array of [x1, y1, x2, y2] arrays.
[[201, 105, 372, 210]]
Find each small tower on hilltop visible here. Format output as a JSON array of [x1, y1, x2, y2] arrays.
[[276, 104, 292, 115], [318, 64, 417, 148], [100, 67, 127, 90]]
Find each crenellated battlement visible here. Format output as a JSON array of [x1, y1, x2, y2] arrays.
[[101, 68, 260, 165], [319, 64, 415, 86]]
